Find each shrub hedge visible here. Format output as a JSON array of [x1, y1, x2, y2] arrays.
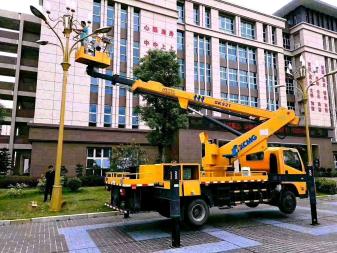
[[0, 176, 38, 188], [67, 177, 82, 191], [315, 178, 337, 195], [79, 175, 105, 186]]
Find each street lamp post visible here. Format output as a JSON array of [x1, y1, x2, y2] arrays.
[[30, 4, 111, 211], [286, 55, 337, 225]]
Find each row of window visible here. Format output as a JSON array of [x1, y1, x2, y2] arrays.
[[89, 104, 139, 128], [219, 42, 256, 65], [194, 62, 211, 83], [221, 93, 258, 107], [220, 67, 257, 89]]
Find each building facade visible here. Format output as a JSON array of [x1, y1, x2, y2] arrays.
[[0, 10, 41, 174], [1, 0, 335, 176]]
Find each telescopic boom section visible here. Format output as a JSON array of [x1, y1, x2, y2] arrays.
[[132, 80, 300, 172]]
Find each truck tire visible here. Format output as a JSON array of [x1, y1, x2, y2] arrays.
[[186, 199, 209, 227], [279, 190, 296, 214], [245, 202, 259, 208]]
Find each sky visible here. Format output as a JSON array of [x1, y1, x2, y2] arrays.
[[1, 0, 337, 15]]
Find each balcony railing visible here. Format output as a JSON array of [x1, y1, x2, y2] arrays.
[[0, 135, 10, 144]]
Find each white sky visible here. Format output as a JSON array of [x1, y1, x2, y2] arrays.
[[227, 0, 337, 15], [0, 0, 336, 15]]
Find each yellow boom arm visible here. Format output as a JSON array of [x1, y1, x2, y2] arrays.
[[131, 80, 300, 171]]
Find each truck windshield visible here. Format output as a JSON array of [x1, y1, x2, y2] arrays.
[[283, 150, 303, 171]]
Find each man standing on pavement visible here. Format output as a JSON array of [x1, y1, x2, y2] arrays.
[[44, 165, 55, 202]]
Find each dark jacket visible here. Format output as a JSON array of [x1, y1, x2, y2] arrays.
[[45, 170, 55, 187]]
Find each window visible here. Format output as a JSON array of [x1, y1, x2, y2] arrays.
[[86, 147, 111, 175], [93, 0, 101, 24], [177, 2, 184, 23], [250, 97, 258, 107], [283, 33, 290, 49], [104, 105, 112, 127], [271, 27, 276, 44], [205, 38, 210, 56], [265, 51, 276, 69], [194, 36, 198, 55], [89, 104, 97, 126], [134, 9, 140, 32], [205, 8, 211, 28], [193, 5, 200, 25], [238, 47, 247, 64], [133, 42, 140, 65], [249, 72, 257, 89], [120, 39, 127, 62], [121, 6, 128, 29], [229, 94, 239, 103], [219, 42, 226, 60], [267, 99, 276, 111], [118, 106, 126, 127], [107, 3, 114, 26], [239, 70, 248, 88], [219, 14, 234, 34], [178, 59, 185, 79], [206, 64, 211, 83], [108, 40, 114, 59], [240, 95, 249, 105], [90, 77, 99, 93], [221, 92, 228, 100], [228, 44, 237, 62], [263, 24, 267, 43], [132, 108, 139, 128], [287, 102, 295, 110], [248, 48, 256, 65], [119, 87, 126, 97], [283, 150, 302, 171], [199, 62, 205, 82], [220, 67, 227, 85], [105, 70, 113, 95], [228, 69, 238, 87], [177, 31, 184, 51], [246, 152, 264, 161], [194, 62, 198, 81], [286, 77, 294, 94], [199, 37, 204, 56], [241, 20, 255, 39]]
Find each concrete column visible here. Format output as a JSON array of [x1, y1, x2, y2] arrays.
[[9, 14, 24, 158], [210, 8, 218, 31], [257, 48, 267, 109], [185, 31, 194, 93], [276, 28, 283, 47], [185, 1, 193, 25], [255, 22, 263, 42], [267, 25, 272, 44], [126, 6, 134, 129], [211, 37, 221, 117], [328, 58, 337, 141], [277, 53, 287, 107], [200, 5, 205, 28], [235, 16, 240, 36]]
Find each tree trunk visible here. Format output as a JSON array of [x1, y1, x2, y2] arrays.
[[158, 145, 164, 163]]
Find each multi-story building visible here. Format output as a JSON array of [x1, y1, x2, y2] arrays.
[[275, 0, 337, 168], [6, 0, 334, 176], [0, 10, 41, 174]]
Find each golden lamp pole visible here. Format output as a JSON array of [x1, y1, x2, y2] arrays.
[[30, 4, 111, 211]]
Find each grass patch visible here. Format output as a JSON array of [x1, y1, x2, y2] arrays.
[[0, 186, 111, 220]]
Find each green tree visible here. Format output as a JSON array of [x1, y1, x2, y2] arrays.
[[0, 148, 12, 175], [134, 50, 189, 162], [110, 143, 148, 172], [0, 104, 4, 122]]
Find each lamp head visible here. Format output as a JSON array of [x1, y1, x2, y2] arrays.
[[94, 26, 112, 34], [35, 40, 49, 45], [30, 5, 47, 22]]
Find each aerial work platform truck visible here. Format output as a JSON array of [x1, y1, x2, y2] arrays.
[[75, 45, 316, 227]]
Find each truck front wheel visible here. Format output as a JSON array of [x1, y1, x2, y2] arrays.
[[279, 190, 296, 214], [186, 199, 209, 227]]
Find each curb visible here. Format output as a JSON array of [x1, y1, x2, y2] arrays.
[[0, 211, 118, 226]]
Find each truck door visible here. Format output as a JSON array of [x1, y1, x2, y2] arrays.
[[182, 165, 201, 197], [270, 153, 278, 174]]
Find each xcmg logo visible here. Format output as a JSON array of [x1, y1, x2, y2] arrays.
[[194, 94, 205, 103], [231, 135, 257, 157]]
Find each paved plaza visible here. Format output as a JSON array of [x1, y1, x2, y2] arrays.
[[2, 197, 337, 253]]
